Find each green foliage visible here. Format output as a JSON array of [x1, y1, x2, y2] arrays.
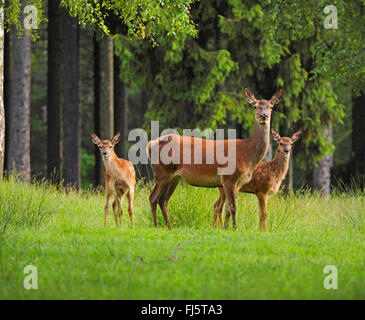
[[81, 149, 95, 189], [332, 88, 352, 167], [3, 0, 46, 39], [114, 0, 351, 166], [312, 0, 365, 93], [4, 0, 196, 42], [61, 0, 197, 43]]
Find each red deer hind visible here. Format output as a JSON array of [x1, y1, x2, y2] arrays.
[[91, 133, 136, 228], [213, 129, 302, 231], [147, 89, 283, 229]]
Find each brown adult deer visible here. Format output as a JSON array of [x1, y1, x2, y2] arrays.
[[91, 132, 136, 228], [213, 129, 302, 231], [147, 89, 283, 229]]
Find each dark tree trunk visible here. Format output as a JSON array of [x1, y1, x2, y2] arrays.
[[47, 0, 63, 183], [114, 54, 128, 159], [94, 35, 114, 185], [4, 27, 11, 175], [7, 17, 31, 181], [313, 126, 333, 195], [0, 4, 4, 178], [62, 16, 80, 188], [351, 92, 365, 180], [93, 34, 100, 185], [48, 1, 80, 188]]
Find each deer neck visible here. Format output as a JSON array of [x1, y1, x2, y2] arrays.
[[248, 121, 270, 167], [102, 151, 119, 176], [272, 150, 290, 178]]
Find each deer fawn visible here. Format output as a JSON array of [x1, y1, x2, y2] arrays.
[[147, 89, 282, 229], [213, 129, 302, 231], [91, 132, 136, 228]]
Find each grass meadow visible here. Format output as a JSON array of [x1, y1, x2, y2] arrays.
[[0, 176, 364, 299]]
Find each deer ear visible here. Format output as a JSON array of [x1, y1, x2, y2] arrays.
[[245, 88, 257, 105], [271, 128, 281, 143], [112, 132, 120, 145], [269, 89, 283, 105], [291, 130, 302, 143], [91, 133, 101, 145]]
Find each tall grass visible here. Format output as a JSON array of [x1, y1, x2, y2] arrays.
[[0, 177, 58, 237], [133, 181, 365, 233], [0, 176, 364, 235], [0, 176, 364, 299]]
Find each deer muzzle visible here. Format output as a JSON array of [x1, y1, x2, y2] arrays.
[[259, 114, 268, 124]]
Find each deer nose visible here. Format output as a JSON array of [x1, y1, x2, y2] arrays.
[[103, 151, 108, 156], [284, 149, 289, 154], [260, 114, 268, 120]]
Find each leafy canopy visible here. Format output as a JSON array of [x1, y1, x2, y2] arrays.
[[113, 0, 358, 167], [61, 0, 197, 43]]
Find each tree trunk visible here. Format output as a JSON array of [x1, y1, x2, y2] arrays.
[[313, 126, 333, 195], [7, 10, 31, 182], [0, 3, 4, 179], [47, 0, 63, 183], [351, 92, 365, 180], [4, 28, 11, 175], [114, 54, 128, 159], [94, 35, 114, 185], [62, 15, 80, 189], [93, 34, 100, 185], [48, 1, 80, 188]]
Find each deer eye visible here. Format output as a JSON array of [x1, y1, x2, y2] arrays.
[[110, 146, 112, 148], [280, 143, 283, 146]]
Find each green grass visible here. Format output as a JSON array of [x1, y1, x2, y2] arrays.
[[0, 176, 364, 299]]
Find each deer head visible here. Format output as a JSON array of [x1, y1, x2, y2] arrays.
[[245, 89, 283, 125], [91, 132, 120, 158], [271, 129, 302, 155]]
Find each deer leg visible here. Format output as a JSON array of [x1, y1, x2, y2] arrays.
[[119, 194, 125, 221], [158, 176, 180, 229], [218, 189, 226, 227], [213, 188, 226, 228], [223, 203, 231, 228], [112, 197, 120, 227], [223, 182, 238, 229], [104, 192, 112, 227], [225, 192, 242, 227], [127, 189, 135, 229], [257, 192, 268, 231], [149, 180, 169, 227], [212, 197, 221, 229]]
